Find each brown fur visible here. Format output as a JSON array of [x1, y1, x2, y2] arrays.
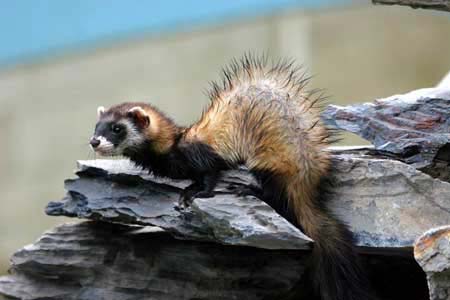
[[96, 55, 372, 300], [106, 57, 335, 241], [186, 56, 332, 231], [104, 102, 181, 153], [182, 55, 370, 300]]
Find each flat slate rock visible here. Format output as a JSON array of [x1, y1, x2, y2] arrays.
[[0, 221, 432, 300], [47, 159, 312, 250], [330, 151, 450, 249], [0, 222, 307, 300], [46, 152, 450, 251], [322, 87, 450, 170]]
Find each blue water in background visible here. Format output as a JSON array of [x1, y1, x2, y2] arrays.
[[0, 0, 350, 66]]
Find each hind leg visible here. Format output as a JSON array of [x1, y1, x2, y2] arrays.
[[250, 168, 300, 227], [227, 183, 262, 198]]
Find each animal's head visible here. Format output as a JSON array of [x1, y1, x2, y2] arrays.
[[90, 103, 151, 157], [90, 102, 178, 157]]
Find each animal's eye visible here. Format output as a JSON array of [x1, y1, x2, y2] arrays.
[[111, 124, 122, 134]]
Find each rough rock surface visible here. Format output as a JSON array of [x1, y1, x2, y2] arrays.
[[415, 226, 450, 300], [45, 151, 450, 250], [0, 221, 431, 300], [47, 159, 312, 250], [322, 88, 450, 177], [0, 222, 307, 300], [330, 151, 450, 249], [372, 0, 450, 12]]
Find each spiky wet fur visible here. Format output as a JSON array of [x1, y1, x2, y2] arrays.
[[96, 55, 374, 300]]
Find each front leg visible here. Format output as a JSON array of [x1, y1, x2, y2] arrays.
[[179, 181, 203, 205], [179, 173, 219, 209]]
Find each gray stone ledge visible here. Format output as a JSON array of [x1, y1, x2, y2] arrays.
[[45, 151, 450, 251]]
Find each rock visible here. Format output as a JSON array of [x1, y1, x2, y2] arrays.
[[437, 71, 450, 89], [47, 159, 312, 250], [415, 226, 450, 300], [0, 221, 432, 300], [3, 82, 450, 300], [372, 0, 450, 12], [330, 151, 450, 250], [0, 222, 307, 300], [45, 152, 450, 251], [322, 88, 450, 176]]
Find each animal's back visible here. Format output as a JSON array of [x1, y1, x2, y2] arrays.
[[184, 56, 374, 300], [186, 58, 331, 181]]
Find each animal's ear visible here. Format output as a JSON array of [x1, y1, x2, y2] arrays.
[[127, 106, 150, 128], [97, 106, 105, 118]]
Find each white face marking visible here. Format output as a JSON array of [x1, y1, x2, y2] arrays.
[[92, 135, 115, 156], [115, 120, 145, 153], [92, 119, 146, 157]]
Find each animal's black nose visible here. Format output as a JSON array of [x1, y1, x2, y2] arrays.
[[90, 138, 100, 148]]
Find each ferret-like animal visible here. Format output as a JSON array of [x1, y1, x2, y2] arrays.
[[90, 55, 373, 300]]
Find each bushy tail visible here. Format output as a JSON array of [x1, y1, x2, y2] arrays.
[[308, 211, 373, 300], [286, 177, 376, 300], [253, 168, 376, 300]]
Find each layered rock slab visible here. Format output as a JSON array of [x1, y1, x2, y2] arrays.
[[0, 222, 306, 300], [1, 84, 450, 299], [47, 159, 312, 250], [0, 221, 431, 300], [46, 151, 450, 251], [322, 88, 450, 180]]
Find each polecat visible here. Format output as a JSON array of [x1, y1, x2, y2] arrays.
[[90, 55, 373, 300]]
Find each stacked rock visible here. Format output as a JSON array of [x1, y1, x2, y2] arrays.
[[0, 87, 449, 300]]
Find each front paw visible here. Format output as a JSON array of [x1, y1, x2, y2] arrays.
[[178, 190, 215, 210], [178, 190, 195, 210]]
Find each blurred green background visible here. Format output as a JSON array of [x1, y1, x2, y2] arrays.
[[1, 1, 450, 275]]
